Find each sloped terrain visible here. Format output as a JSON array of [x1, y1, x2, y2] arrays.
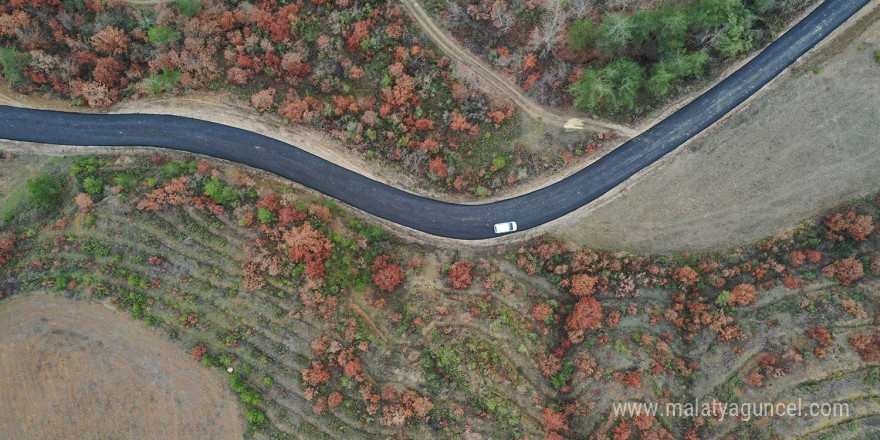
[[1, 152, 878, 439]]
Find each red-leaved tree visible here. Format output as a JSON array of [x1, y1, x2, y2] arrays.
[[371, 255, 405, 291], [822, 257, 864, 286], [0, 231, 16, 267], [448, 260, 474, 289]]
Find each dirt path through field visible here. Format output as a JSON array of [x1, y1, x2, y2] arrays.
[[0, 294, 244, 440], [399, 0, 636, 137]]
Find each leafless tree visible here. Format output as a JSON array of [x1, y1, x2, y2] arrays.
[[527, 0, 569, 56], [567, 0, 597, 19], [445, 0, 471, 29], [604, 0, 641, 12], [533, 60, 570, 106], [402, 148, 429, 174], [490, 0, 514, 33]]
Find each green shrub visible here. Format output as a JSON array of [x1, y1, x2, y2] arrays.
[[82, 177, 104, 196], [162, 160, 197, 178], [597, 14, 633, 55], [113, 173, 137, 192], [423, 346, 466, 389], [139, 69, 181, 96], [550, 361, 575, 389], [647, 51, 710, 98], [567, 17, 596, 51], [570, 58, 645, 114], [125, 291, 148, 319], [491, 156, 506, 170], [26, 175, 63, 210], [689, 0, 755, 58], [257, 207, 275, 223], [71, 157, 105, 178], [0, 46, 30, 84], [147, 26, 180, 46], [54, 275, 69, 291], [229, 373, 248, 392], [712, 12, 755, 58], [204, 177, 239, 205], [239, 388, 262, 406], [229, 373, 263, 405], [245, 407, 266, 425], [176, 0, 203, 16], [218, 354, 233, 367]]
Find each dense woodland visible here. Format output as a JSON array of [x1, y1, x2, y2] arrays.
[[431, 0, 815, 118], [0, 0, 603, 197]]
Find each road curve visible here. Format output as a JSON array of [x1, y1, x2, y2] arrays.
[[0, 0, 869, 240]]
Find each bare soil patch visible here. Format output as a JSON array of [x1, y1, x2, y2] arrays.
[[555, 9, 880, 253], [0, 294, 244, 440]]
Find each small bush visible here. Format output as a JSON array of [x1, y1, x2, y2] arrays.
[[570, 58, 645, 115], [176, 0, 203, 16], [162, 160, 197, 178], [245, 407, 266, 425], [113, 173, 137, 192], [82, 177, 104, 196], [26, 175, 63, 210], [257, 207, 275, 223], [71, 157, 105, 179], [567, 18, 596, 51], [204, 177, 239, 205], [0, 46, 30, 84], [81, 238, 110, 256], [139, 69, 181, 96], [147, 27, 180, 46]]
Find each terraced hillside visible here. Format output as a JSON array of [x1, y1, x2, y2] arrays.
[[0, 152, 878, 439]]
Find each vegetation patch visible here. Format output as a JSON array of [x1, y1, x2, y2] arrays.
[[2, 152, 879, 439]]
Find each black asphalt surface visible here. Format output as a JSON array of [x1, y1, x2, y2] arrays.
[[0, 0, 869, 239]]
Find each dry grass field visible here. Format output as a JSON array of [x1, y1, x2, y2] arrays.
[[0, 294, 244, 440], [557, 11, 880, 253]]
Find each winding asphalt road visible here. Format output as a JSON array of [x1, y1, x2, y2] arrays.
[[0, 0, 870, 239]]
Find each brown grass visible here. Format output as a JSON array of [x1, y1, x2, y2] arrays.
[[0, 294, 244, 440], [555, 8, 880, 253]]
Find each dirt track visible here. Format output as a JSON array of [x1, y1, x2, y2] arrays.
[[399, 0, 636, 137], [0, 294, 244, 440]]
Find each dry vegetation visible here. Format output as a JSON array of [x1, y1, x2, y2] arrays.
[[1, 151, 879, 439], [0, 294, 244, 439], [0, 0, 608, 198], [556, 12, 880, 253], [426, 0, 816, 120]]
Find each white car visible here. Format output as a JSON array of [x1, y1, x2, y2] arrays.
[[493, 221, 517, 234]]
